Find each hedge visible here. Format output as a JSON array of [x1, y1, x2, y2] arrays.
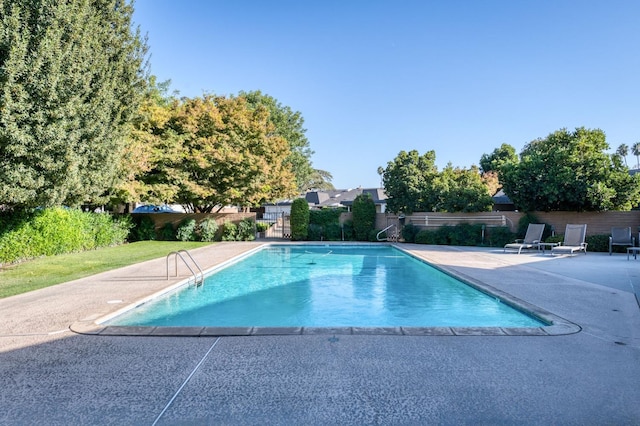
[[0, 208, 131, 265], [308, 208, 346, 241], [290, 198, 309, 241], [411, 224, 514, 247]]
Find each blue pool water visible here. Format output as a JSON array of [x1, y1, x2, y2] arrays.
[[107, 245, 545, 328]]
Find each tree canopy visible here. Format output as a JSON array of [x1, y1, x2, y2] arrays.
[[115, 76, 176, 205], [239, 90, 333, 192], [379, 150, 492, 214], [379, 150, 438, 214], [501, 127, 640, 211], [434, 164, 493, 212], [479, 143, 518, 174], [0, 0, 147, 208], [240, 91, 313, 191], [128, 92, 299, 212]]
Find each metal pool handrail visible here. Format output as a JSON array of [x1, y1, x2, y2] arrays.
[[166, 250, 204, 286], [377, 224, 397, 241]]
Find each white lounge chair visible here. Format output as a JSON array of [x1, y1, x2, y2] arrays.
[[504, 223, 545, 254], [551, 224, 588, 256]]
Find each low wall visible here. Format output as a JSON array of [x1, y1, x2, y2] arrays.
[[144, 211, 640, 238], [373, 211, 640, 237]]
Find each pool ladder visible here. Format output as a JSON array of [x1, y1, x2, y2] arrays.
[[377, 224, 398, 242], [166, 250, 204, 286]]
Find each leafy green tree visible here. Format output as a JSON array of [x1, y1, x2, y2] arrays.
[[0, 0, 147, 208], [479, 143, 518, 173], [380, 151, 492, 213], [290, 198, 309, 241], [379, 150, 438, 214], [134, 95, 298, 212], [501, 127, 640, 211], [435, 165, 493, 212], [115, 76, 178, 206], [240, 91, 316, 192], [352, 193, 376, 241], [305, 169, 335, 191]]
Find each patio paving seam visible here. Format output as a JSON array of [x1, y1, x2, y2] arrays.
[[152, 337, 222, 425]]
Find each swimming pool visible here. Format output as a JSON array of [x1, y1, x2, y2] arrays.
[[105, 245, 546, 329]]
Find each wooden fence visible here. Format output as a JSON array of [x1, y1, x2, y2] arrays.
[[138, 210, 640, 239]]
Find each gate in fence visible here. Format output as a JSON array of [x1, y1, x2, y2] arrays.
[[256, 212, 291, 239]]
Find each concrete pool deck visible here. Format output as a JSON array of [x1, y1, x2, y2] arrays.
[[1, 242, 639, 424]]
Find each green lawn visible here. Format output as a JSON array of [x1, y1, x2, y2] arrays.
[[0, 241, 213, 298]]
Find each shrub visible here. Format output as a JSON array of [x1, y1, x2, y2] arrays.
[[130, 215, 156, 241], [309, 208, 343, 228], [401, 224, 420, 243], [30, 208, 85, 254], [256, 221, 270, 232], [517, 212, 552, 241], [221, 221, 238, 241], [198, 218, 219, 242], [448, 223, 483, 246], [324, 223, 342, 241], [83, 212, 130, 248], [341, 220, 355, 241], [368, 229, 385, 242], [307, 208, 344, 241], [237, 218, 255, 241], [353, 194, 376, 241], [307, 224, 323, 241], [290, 198, 309, 241], [176, 219, 197, 241], [544, 235, 564, 244], [415, 229, 437, 244], [585, 234, 609, 252], [159, 222, 175, 241], [433, 226, 453, 245], [487, 226, 515, 247], [0, 208, 131, 264]]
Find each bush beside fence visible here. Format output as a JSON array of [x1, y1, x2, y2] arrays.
[[0, 208, 131, 265]]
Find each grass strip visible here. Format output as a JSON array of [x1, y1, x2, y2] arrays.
[[0, 241, 213, 298]]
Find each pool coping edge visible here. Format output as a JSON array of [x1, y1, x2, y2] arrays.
[[70, 322, 578, 337], [71, 242, 582, 337]]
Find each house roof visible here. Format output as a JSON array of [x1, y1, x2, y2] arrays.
[[264, 187, 387, 208], [492, 189, 512, 205], [307, 188, 387, 208]]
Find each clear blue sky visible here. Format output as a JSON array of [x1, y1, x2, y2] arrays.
[[132, 0, 640, 190]]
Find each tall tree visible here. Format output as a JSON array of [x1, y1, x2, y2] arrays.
[[379, 150, 438, 214], [435, 164, 493, 212], [290, 197, 309, 241], [380, 151, 493, 213], [0, 0, 147, 208], [115, 76, 179, 206], [616, 143, 629, 168], [240, 91, 316, 192], [305, 169, 335, 191], [137, 95, 298, 212], [632, 142, 640, 169], [352, 193, 376, 241], [479, 143, 518, 174], [501, 127, 640, 211]]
